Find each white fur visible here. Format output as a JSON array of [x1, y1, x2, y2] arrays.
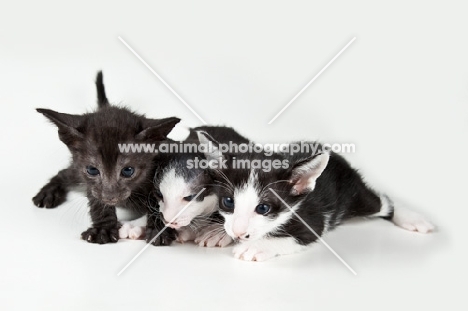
[[159, 168, 218, 228], [158, 168, 189, 221], [128, 226, 144, 240], [392, 207, 435, 233], [233, 237, 307, 261], [322, 212, 333, 233], [119, 215, 147, 239], [372, 194, 392, 218], [228, 170, 260, 238], [115, 207, 141, 221], [261, 204, 299, 237], [334, 210, 345, 227], [223, 170, 298, 242], [166, 123, 191, 141], [175, 226, 197, 243]]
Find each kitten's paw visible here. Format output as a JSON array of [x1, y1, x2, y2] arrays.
[[233, 243, 275, 262], [392, 208, 435, 233], [195, 225, 233, 248], [81, 226, 120, 244], [129, 226, 145, 240], [145, 227, 176, 246], [32, 184, 67, 208], [176, 226, 196, 243], [119, 223, 145, 240], [119, 223, 131, 239]]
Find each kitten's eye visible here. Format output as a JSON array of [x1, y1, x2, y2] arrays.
[[86, 166, 100, 176], [121, 167, 135, 178], [183, 194, 195, 202], [255, 203, 270, 215], [222, 197, 235, 210]]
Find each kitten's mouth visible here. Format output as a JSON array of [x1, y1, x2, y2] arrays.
[[163, 219, 190, 229], [235, 237, 248, 242], [233, 234, 254, 242], [101, 199, 122, 205], [92, 190, 128, 205], [102, 199, 120, 205]]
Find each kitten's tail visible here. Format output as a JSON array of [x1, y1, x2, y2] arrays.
[[376, 194, 435, 233], [96, 71, 109, 108]]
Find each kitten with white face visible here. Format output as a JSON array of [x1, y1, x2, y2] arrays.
[[33, 72, 180, 245], [121, 126, 249, 247], [152, 151, 228, 247], [200, 134, 435, 261]]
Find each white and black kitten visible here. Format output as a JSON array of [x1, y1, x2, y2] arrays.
[[121, 126, 250, 248], [199, 134, 435, 261], [32, 72, 180, 245]]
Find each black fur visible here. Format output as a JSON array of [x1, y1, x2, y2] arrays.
[[154, 125, 249, 201], [33, 72, 180, 245], [187, 126, 250, 144], [95, 71, 109, 109], [206, 141, 393, 246], [276, 148, 389, 245]]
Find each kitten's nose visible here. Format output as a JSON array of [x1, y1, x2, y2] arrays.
[[162, 215, 181, 229], [233, 230, 250, 240], [102, 195, 118, 205], [166, 221, 180, 229]]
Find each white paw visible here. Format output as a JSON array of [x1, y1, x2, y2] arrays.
[[119, 222, 145, 240], [232, 243, 276, 262], [129, 226, 145, 240], [392, 208, 435, 233], [176, 226, 196, 243], [194, 224, 233, 248], [119, 223, 131, 239]]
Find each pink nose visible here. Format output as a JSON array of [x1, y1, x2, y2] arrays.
[[233, 230, 250, 239], [163, 218, 180, 228]]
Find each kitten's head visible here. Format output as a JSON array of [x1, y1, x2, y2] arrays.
[[200, 132, 329, 241], [37, 72, 180, 205], [153, 152, 217, 228]]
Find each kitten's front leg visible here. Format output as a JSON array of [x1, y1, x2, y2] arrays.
[[194, 223, 233, 248], [145, 212, 176, 246], [81, 198, 120, 244], [176, 226, 197, 243], [33, 167, 80, 208], [233, 237, 307, 261]]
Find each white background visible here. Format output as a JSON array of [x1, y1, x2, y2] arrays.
[[1, 0, 466, 310]]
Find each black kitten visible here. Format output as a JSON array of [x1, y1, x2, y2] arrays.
[[32, 72, 180, 245]]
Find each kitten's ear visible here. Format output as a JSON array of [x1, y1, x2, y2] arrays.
[[289, 152, 330, 195], [136, 117, 180, 141], [96, 71, 110, 109], [36, 108, 84, 147], [197, 131, 225, 163]]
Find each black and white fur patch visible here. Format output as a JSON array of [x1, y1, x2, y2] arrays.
[[200, 136, 435, 261], [121, 126, 250, 247]]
